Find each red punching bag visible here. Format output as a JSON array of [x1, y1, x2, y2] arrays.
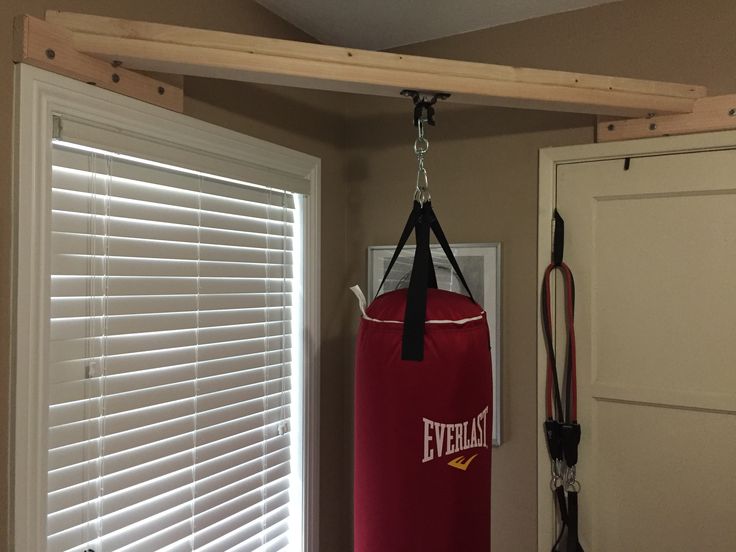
[[354, 201, 493, 552]]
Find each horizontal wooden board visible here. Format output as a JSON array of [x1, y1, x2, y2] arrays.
[[45, 11, 707, 117]]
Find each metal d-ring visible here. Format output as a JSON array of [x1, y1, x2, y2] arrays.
[[564, 466, 581, 493]]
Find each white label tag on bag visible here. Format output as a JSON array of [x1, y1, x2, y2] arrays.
[[349, 285, 368, 317]]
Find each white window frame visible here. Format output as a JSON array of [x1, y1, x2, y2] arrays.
[[13, 63, 321, 552]]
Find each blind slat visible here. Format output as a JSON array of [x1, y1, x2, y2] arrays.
[[51, 293, 292, 319]]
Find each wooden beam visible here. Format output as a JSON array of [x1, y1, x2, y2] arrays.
[[13, 15, 183, 112], [45, 11, 706, 118], [597, 94, 736, 141]]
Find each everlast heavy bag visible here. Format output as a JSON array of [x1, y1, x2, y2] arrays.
[[353, 201, 493, 552]]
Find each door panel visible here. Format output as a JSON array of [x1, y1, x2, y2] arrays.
[[549, 149, 736, 551]]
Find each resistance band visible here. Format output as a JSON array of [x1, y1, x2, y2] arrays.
[[541, 210, 584, 552]]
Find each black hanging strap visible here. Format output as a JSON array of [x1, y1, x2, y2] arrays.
[[376, 201, 477, 361], [427, 248, 438, 290], [428, 209, 475, 302], [402, 208, 433, 361], [375, 202, 422, 299], [375, 201, 437, 300], [401, 203, 477, 360]]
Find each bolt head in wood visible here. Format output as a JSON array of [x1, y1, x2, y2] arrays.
[[607, 124, 615, 131], [45, 48, 55, 60], [158, 86, 165, 95], [112, 73, 120, 83], [729, 108, 736, 117], [649, 123, 657, 131]]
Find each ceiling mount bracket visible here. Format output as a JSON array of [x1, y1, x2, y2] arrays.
[[401, 89, 451, 126]]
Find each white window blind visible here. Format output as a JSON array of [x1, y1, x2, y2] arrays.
[[47, 131, 302, 551]]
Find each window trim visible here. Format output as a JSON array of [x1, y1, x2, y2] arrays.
[[13, 63, 321, 552]]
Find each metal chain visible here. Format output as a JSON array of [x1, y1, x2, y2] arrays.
[[413, 117, 431, 205]]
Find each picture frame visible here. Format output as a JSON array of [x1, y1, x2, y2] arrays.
[[367, 243, 502, 446]]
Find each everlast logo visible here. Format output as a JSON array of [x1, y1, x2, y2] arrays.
[[422, 406, 489, 471]]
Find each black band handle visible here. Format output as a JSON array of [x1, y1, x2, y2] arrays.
[[566, 491, 584, 552]]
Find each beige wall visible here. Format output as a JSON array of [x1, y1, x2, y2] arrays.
[[0, 2, 353, 550], [343, 1, 736, 550]]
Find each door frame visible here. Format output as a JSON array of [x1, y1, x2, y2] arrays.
[[536, 129, 736, 551]]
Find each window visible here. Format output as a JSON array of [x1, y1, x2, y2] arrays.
[[14, 66, 319, 552]]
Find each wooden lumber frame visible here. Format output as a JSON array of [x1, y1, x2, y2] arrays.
[[13, 15, 183, 112], [42, 11, 707, 118], [597, 94, 736, 141]]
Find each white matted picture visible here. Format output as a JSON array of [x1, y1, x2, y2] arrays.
[[367, 243, 502, 446]]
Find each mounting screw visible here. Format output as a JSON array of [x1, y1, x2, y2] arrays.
[[607, 124, 615, 131], [649, 123, 657, 131], [45, 48, 55, 60], [158, 86, 165, 95], [647, 112, 656, 118], [111, 60, 123, 67], [729, 108, 736, 117], [112, 73, 120, 83]]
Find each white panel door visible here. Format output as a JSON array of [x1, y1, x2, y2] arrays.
[[542, 147, 736, 551]]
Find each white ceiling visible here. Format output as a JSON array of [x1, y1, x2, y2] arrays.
[[255, 0, 621, 50]]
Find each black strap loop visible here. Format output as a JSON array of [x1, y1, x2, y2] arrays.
[[553, 209, 565, 267]]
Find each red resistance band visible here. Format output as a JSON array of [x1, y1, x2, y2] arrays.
[[541, 260, 584, 552]]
